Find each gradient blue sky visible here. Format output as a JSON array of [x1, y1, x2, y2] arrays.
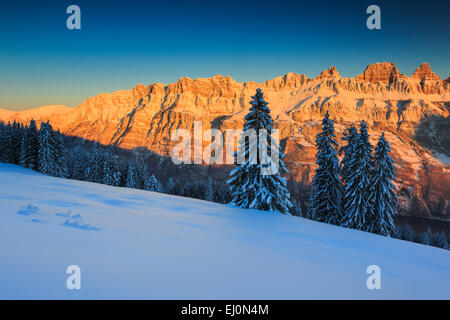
[[1, 0, 449, 110]]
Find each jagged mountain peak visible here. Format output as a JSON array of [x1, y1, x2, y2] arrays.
[[411, 62, 440, 81], [316, 66, 341, 79], [355, 62, 404, 84]]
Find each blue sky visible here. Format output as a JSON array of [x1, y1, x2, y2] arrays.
[[1, 0, 449, 110]]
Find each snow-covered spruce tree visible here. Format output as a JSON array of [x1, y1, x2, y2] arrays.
[[0, 121, 22, 164], [181, 182, 192, 197], [341, 121, 374, 231], [168, 178, 183, 195], [37, 122, 67, 178], [0, 122, 11, 163], [397, 224, 415, 242], [428, 229, 449, 249], [19, 119, 39, 170], [102, 152, 121, 186], [38, 122, 57, 176], [216, 182, 232, 204], [182, 181, 205, 200], [205, 176, 218, 202], [367, 133, 397, 236], [54, 130, 68, 178], [144, 174, 160, 192], [339, 125, 358, 187], [11, 121, 23, 164], [227, 88, 291, 213], [135, 161, 147, 190], [125, 161, 139, 189], [0, 122, 6, 162], [339, 125, 358, 223], [37, 122, 51, 174], [86, 149, 104, 183], [307, 111, 343, 225], [70, 149, 89, 181]]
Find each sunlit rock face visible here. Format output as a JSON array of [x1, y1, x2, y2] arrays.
[[355, 62, 404, 84], [3, 62, 450, 219]]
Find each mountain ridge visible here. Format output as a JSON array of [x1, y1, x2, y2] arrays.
[[2, 62, 449, 219]]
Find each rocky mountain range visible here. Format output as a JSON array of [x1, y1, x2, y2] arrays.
[[1, 62, 449, 219]]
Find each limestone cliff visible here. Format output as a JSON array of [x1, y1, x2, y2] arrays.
[[2, 62, 449, 219]]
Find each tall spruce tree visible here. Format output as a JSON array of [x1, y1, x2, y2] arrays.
[[19, 119, 39, 170], [339, 125, 358, 221], [166, 177, 182, 195], [205, 176, 218, 202], [0, 122, 6, 162], [144, 174, 159, 192], [0, 121, 22, 164], [341, 121, 374, 230], [86, 149, 104, 183], [134, 160, 146, 190], [339, 125, 358, 186], [368, 133, 397, 236], [70, 149, 89, 181], [54, 130, 68, 178], [227, 88, 291, 213], [307, 111, 343, 225], [38, 122, 59, 176], [11, 121, 23, 164], [125, 161, 139, 189], [102, 152, 121, 186]]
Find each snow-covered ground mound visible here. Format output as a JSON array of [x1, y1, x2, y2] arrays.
[[0, 163, 449, 299]]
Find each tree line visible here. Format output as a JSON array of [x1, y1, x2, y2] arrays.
[[1, 93, 448, 250], [0, 119, 229, 201]]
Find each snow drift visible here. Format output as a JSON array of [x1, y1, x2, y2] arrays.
[[0, 163, 449, 299]]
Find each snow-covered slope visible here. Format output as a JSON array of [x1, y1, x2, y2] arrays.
[[0, 163, 449, 299]]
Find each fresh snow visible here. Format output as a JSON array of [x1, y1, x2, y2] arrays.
[[0, 163, 449, 299]]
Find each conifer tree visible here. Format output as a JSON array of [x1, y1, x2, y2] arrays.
[[144, 174, 160, 192], [0, 122, 6, 162], [368, 133, 397, 236], [86, 149, 104, 183], [307, 111, 343, 224], [125, 161, 139, 189], [38, 122, 58, 176], [134, 161, 146, 190], [341, 121, 374, 230], [0, 121, 21, 164], [227, 88, 291, 213], [71, 150, 89, 181], [19, 119, 39, 170], [166, 177, 182, 195], [205, 176, 218, 202], [397, 224, 416, 242], [37, 122, 67, 177], [54, 130, 68, 178], [102, 152, 121, 186], [428, 229, 449, 249], [339, 125, 358, 224], [11, 121, 23, 164], [339, 125, 358, 186]]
